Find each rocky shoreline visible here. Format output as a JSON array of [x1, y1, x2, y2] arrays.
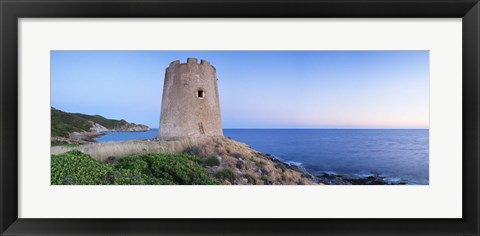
[[263, 153, 407, 185], [53, 124, 151, 145], [52, 134, 407, 185]]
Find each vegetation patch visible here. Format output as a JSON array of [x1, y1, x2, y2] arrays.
[[244, 174, 256, 185], [51, 140, 80, 147], [203, 156, 220, 167], [51, 151, 219, 185], [51, 150, 115, 185], [261, 175, 269, 182], [51, 108, 92, 137], [215, 168, 236, 182], [74, 113, 128, 130], [255, 160, 266, 167], [182, 146, 201, 156]]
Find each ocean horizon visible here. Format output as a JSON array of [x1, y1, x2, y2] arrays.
[[96, 128, 429, 185]]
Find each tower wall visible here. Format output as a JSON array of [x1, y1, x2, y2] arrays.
[[158, 58, 223, 139]]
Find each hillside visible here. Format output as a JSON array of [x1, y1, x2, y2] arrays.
[[51, 107, 150, 138], [75, 113, 129, 130], [51, 107, 92, 137], [51, 136, 317, 185]]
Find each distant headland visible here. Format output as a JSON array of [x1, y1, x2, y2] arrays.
[[51, 107, 150, 144]]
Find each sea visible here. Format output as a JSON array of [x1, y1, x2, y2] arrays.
[[96, 128, 429, 185]]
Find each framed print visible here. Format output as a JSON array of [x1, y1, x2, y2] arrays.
[[1, 0, 479, 235]]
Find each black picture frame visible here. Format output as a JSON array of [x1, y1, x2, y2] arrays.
[[1, 0, 479, 235]]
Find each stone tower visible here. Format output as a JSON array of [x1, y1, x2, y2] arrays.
[[158, 58, 223, 139]]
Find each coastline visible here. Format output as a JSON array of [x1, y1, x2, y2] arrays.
[[51, 134, 407, 185], [59, 129, 427, 185], [52, 129, 151, 145], [262, 153, 407, 185], [51, 136, 318, 185]]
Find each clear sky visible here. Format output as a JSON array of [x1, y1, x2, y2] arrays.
[[51, 51, 429, 129]]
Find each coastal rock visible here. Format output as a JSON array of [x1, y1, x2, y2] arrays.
[[207, 166, 220, 175], [89, 122, 109, 133], [113, 123, 150, 132], [315, 173, 407, 185], [68, 131, 105, 144], [260, 167, 269, 175]]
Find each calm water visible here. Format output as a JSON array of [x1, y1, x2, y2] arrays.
[[96, 129, 160, 142], [96, 129, 429, 185]]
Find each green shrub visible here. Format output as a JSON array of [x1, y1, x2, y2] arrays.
[[203, 156, 220, 167], [51, 151, 219, 185], [113, 156, 156, 184], [244, 174, 256, 185], [51, 150, 115, 185], [115, 153, 218, 185], [148, 154, 218, 185], [182, 146, 201, 156], [215, 168, 236, 182]]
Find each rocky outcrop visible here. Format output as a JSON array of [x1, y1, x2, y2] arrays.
[[314, 172, 407, 185], [68, 131, 105, 144], [89, 121, 109, 133], [113, 123, 150, 132]]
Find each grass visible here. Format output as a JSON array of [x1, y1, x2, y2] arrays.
[[51, 140, 80, 147], [255, 160, 266, 167], [51, 151, 220, 185]]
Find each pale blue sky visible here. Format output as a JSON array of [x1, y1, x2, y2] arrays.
[[51, 51, 429, 129]]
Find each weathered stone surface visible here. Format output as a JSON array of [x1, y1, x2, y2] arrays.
[[158, 58, 223, 139]]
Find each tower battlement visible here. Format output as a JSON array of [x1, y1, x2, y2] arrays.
[[167, 58, 214, 71], [158, 59, 223, 139]]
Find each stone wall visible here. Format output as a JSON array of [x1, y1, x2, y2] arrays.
[[158, 58, 223, 139]]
